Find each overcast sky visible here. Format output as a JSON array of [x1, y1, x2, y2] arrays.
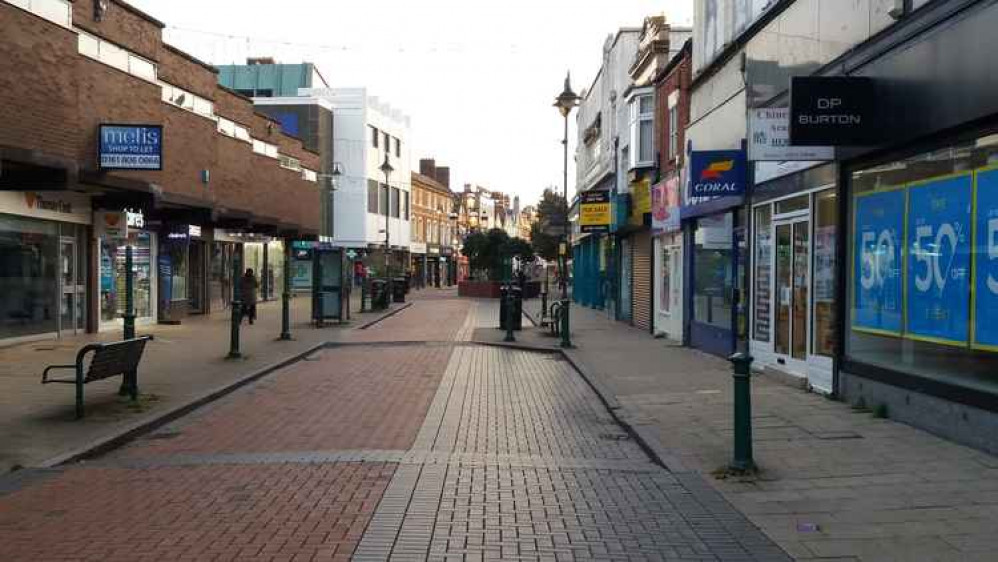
[[129, 0, 693, 206]]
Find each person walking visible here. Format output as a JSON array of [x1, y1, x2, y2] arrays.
[[241, 268, 258, 325]]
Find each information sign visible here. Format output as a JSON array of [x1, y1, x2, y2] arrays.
[[974, 168, 998, 350]]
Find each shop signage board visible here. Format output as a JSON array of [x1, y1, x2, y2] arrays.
[[789, 76, 878, 146], [652, 178, 681, 233], [749, 108, 834, 161], [690, 150, 746, 197], [579, 190, 611, 233], [973, 167, 998, 350], [98, 211, 129, 239], [853, 188, 904, 335], [629, 179, 652, 226], [99, 124, 163, 170], [906, 174, 973, 345]]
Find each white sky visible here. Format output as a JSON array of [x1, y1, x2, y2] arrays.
[[129, 0, 693, 206]]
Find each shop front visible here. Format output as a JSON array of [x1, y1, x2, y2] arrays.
[[749, 164, 837, 393], [652, 177, 684, 341], [682, 149, 749, 357], [0, 191, 92, 343], [244, 238, 286, 302], [157, 223, 207, 323], [409, 242, 427, 288], [97, 209, 156, 331], [427, 244, 441, 287]]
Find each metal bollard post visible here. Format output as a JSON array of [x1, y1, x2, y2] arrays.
[[280, 243, 292, 340], [119, 245, 136, 397], [504, 286, 516, 343], [540, 289, 548, 327], [360, 279, 368, 313], [729, 352, 755, 472], [228, 252, 242, 359], [559, 298, 572, 348]]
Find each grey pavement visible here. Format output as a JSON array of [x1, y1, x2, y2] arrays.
[[473, 298, 998, 562], [354, 345, 790, 562]]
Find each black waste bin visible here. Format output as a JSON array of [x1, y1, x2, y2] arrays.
[[392, 277, 406, 303], [370, 279, 388, 311]]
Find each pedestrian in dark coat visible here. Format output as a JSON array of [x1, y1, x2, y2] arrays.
[[241, 268, 258, 324]]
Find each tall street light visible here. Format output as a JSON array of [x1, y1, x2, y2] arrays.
[[380, 153, 394, 307], [554, 71, 580, 348]]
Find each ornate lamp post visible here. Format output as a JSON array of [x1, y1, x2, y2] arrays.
[[380, 154, 394, 307], [553, 71, 580, 348]]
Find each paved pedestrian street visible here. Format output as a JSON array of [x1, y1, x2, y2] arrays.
[[0, 300, 788, 561]]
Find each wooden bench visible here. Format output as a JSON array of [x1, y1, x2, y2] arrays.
[[41, 336, 153, 419]]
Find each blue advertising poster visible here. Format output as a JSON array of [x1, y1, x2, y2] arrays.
[[853, 189, 905, 335], [906, 174, 973, 344], [99, 125, 163, 170], [690, 150, 747, 197], [974, 168, 998, 350]]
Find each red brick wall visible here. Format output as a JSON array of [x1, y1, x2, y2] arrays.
[[1, 1, 319, 233], [0, 4, 80, 161], [655, 50, 692, 179], [72, 0, 162, 62]]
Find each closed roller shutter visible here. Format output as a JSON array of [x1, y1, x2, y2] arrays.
[[632, 230, 652, 331]]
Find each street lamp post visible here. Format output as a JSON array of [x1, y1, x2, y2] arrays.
[[380, 154, 394, 308], [554, 71, 580, 349]]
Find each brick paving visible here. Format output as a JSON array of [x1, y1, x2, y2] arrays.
[[0, 295, 792, 561]]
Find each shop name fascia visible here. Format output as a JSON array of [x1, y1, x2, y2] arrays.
[[692, 181, 741, 195], [797, 114, 863, 126]]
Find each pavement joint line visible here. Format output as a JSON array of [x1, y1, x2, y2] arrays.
[[357, 302, 416, 330]]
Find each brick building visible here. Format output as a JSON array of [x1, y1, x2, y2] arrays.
[[650, 38, 692, 341], [410, 160, 457, 287], [0, 0, 320, 343]]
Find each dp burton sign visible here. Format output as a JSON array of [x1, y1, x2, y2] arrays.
[[789, 76, 879, 146]]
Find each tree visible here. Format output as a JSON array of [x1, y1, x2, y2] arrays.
[[461, 228, 535, 280], [530, 188, 568, 262]]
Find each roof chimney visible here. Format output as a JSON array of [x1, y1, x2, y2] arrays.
[[419, 159, 437, 178], [435, 166, 451, 189]]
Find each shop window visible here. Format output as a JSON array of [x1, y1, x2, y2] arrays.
[[813, 190, 837, 357], [692, 214, 734, 329], [753, 205, 772, 341], [776, 194, 808, 215], [0, 215, 59, 339], [660, 247, 671, 314], [847, 133, 998, 392]]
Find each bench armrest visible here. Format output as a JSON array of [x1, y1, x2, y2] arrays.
[[42, 365, 78, 384]]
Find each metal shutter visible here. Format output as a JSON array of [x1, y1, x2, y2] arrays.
[[632, 230, 652, 331]]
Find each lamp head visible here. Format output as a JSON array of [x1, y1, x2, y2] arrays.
[[553, 71, 580, 117], [379, 153, 394, 175]]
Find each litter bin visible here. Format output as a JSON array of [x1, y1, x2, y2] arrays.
[[370, 278, 388, 311], [392, 277, 406, 303]]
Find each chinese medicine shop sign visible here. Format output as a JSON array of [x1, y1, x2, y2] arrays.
[[99, 125, 163, 170], [690, 150, 746, 197], [790, 76, 878, 146], [579, 191, 611, 233]]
